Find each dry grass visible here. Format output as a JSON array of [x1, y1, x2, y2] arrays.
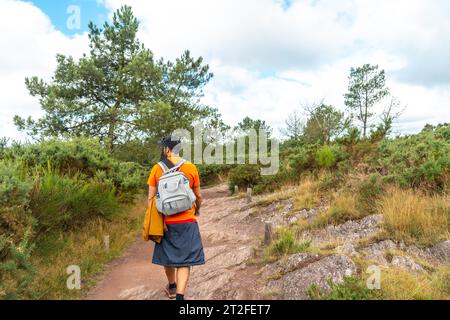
[[312, 193, 362, 228], [292, 178, 321, 210], [254, 186, 297, 207], [380, 266, 450, 300], [379, 187, 449, 246], [28, 196, 146, 299], [354, 230, 390, 249], [253, 178, 320, 210]]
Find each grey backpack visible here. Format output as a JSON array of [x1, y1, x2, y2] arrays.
[[156, 159, 197, 216]]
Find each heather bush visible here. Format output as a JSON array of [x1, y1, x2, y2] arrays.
[[198, 164, 232, 186], [3, 138, 146, 197], [0, 160, 36, 300], [29, 171, 119, 233], [316, 145, 336, 168], [228, 165, 262, 192], [377, 124, 450, 190]]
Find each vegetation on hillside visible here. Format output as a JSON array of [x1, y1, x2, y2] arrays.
[[0, 138, 146, 299], [1, 4, 448, 300]]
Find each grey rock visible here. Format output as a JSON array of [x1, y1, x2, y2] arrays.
[[430, 240, 450, 263], [300, 214, 382, 247], [361, 240, 397, 265], [397, 240, 449, 264], [363, 240, 398, 253], [391, 256, 425, 272], [118, 286, 162, 300], [263, 278, 283, 299], [362, 239, 449, 267], [260, 199, 318, 227], [188, 245, 255, 300], [403, 245, 435, 262], [295, 208, 319, 221], [335, 243, 360, 257], [260, 253, 321, 279], [281, 254, 356, 300]]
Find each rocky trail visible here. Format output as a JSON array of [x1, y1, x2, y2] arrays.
[[86, 184, 266, 300], [86, 184, 449, 300]]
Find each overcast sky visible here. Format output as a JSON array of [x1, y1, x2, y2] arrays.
[[1, 0, 449, 140]]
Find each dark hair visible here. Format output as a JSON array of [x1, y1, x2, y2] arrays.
[[160, 147, 168, 162], [159, 136, 181, 150]]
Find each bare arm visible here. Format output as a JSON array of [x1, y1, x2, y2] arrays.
[[193, 186, 202, 215], [148, 185, 156, 204]]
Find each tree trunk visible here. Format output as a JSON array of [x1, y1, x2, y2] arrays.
[[107, 104, 119, 153], [107, 123, 115, 153], [363, 88, 368, 138]]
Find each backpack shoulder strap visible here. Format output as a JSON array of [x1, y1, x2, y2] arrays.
[[169, 159, 187, 173], [158, 158, 174, 174], [158, 158, 186, 174]]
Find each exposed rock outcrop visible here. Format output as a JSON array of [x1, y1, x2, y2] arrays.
[[300, 214, 382, 247], [263, 254, 357, 300]]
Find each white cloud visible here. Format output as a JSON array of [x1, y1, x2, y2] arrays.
[[101, 0, 450, 136], [102, 0, 354, 69], [0, 0, 89, 140], [0, 0, 449, 141]]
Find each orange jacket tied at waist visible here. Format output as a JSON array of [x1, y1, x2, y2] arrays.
[[142, 197, 166, 243]]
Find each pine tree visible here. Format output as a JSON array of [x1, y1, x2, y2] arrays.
[[344, 64, 389, 138], [15, 6, 217, 152]]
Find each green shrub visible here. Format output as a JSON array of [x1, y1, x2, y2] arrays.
[[0, 230, 36, 300], [350, 140, 379, 165], [228, 165, 262, 192], [0, 161, 37, 300], [0, 138, 145, 299], [287, 146, 316, 174], [266, 229, 311, 258], [253, 175, 279, 194], [318, 170, 343, 191], [316, 145, 337, 169], [0, 160, 35, 243], [307, 276, 379, 300], [109, 161, 146, 201], [377, 124, 450, 190], [198, 164, 231, 186], [0, 161, 32, 207], [30, 172, 119, 233], [356, 174, 384, 214], [4, 138, 146, 198], [17, 138, 113, 176], [0, 138, 8, 159]]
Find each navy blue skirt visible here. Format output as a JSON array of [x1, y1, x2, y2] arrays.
[[152, 222, 205, 267]]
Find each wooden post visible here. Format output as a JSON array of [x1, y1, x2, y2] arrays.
[[234, 185, 239, 194], [264, 222, 273, 246], [246, 187, 252, 203], [104, 235, 110, 251]]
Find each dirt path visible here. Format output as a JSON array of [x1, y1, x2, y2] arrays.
[[86, 184, 265, 300]]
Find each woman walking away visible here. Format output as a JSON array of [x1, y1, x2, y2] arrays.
[[147, 135, 204, 300]]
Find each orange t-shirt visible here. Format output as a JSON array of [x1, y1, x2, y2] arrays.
[[147, 157, 200, 224]]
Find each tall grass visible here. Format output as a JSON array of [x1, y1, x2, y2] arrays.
[[253, 177, 320, 209], [379, 187, 449, 246], [308, 267, 450, 300], [313, 193, 362, 228], [264, 228, 311, 262], [293, 178, 321, 210], [380, 266, 450, 300], [28, 197, 146, 299]]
